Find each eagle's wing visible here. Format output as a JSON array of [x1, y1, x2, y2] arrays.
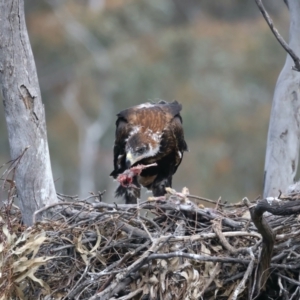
[[159, 101, 188, 154], [160, 100, 188, 155], [157, 100, 183, 120], [172, 115, 188, 151], [110, 115, 131, 178], [170, 115, 188, 169]]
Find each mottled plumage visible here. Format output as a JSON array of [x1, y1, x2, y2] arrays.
[[110, 100, 188, 204]]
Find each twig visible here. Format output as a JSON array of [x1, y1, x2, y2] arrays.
[[215, 196, 221, 210], [112, 288, 143, 300], [255, 0, 300, 72], [1, 146, 30, 190], [64, 265, 89, 299], [138, 218, 154, 241], [187, 194, 242, 208], [33, 201, 88, 223], [204, 272, 245, 294], [153, 231, 262, 244], [229, 248, 255, 300], [136, 197, 154, 241], [96, 240, 151, 276], [212, 220, 249, 254], [277, 276, 286, 297], [56, 192, 79, 200], [116, 220, 150, 239], [90, 239, 162, 300], [93, 201, 245, 229], [147, 252, 250, 265], [290, 286, 300, 300], [199, 262, 221, 297], [276, 273, 300, 286], [271, 262, 300, 270]]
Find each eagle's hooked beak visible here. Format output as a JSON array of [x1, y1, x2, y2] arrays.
[[126, 151, 135, 168]]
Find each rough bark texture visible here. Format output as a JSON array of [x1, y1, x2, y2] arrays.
[[0, 0, 57, 225], [263, 0, 300, 197]]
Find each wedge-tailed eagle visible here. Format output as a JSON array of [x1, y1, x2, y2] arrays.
[[110, 100, 188, 204]]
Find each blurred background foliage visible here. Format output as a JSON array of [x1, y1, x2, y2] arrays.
[[0, 0, 290, 202]]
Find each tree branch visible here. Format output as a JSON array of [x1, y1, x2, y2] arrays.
[[254, 0, 300, 72], [244, 197, 276, 296]]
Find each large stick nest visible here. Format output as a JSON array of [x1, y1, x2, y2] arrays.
[[1, 187, 300, 300]]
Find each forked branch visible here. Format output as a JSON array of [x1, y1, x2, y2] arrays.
[[255, 0, 300, 71]]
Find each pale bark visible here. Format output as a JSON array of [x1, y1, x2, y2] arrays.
[[263, 0, 300, 197], [0, 0, 57, 224]]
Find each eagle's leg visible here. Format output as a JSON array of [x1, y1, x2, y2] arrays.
[[152, 175, 172, 197], [115, 176, 141, 204]]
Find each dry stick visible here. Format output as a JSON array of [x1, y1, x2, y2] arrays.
[[204, 272, 245, 294], [276, 273, 300, 287], [255, 0, 300, 72], [154, 231, 261, 244], [290, 286, 300, 300], [229, 248, 255, 300], [271, 262, 300, 270], [1, 146, 29, 190], [92, 237, 249, 300], [92, 201, 245, 229], [97, 240, 151, 276], [2, 147, 30, 228], [53, 230, 261, 254], [96, 233, 148, 292], [187, 194, 246, 208], [215, 196, 222, 210], [147, 252, 249, 265], [256, 198, 300, 216], [116, 220, 150, 239], [199, 262, 221, 297], [90, 239, 162, 300], [212, 220, 250, 254], [276, 229, 300, 240], [248, 243, 261, 300], [277, 276, 286, 297], [33, 201, 88, 223], [186, 194, 220, 205], [65, 265, 89, 299], [244, 198, 275, 296], [136, 214, 161, 233], [56, 192, 79, 200], [72, 205, 161, 234], [84, 253, 146, 291], [65, 208, 147, 238], [111, 288, 143, 300], [76, 283, 93, 300], [139, 219, 154, 241]]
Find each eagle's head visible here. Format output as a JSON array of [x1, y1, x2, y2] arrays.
[[125, 126, 162, 168]]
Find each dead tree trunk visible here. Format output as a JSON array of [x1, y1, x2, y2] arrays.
[[0, 0, 57, 225], [263, 0, 300, 197]]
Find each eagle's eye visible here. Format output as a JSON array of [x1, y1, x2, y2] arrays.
[[136, 145, 147, 155]]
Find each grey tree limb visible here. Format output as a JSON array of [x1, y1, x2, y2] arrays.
[[0, 0, 57, 224], [263, 0, 300, 197], [255, 0, 300, 72], [242, 197, 300, 297]]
